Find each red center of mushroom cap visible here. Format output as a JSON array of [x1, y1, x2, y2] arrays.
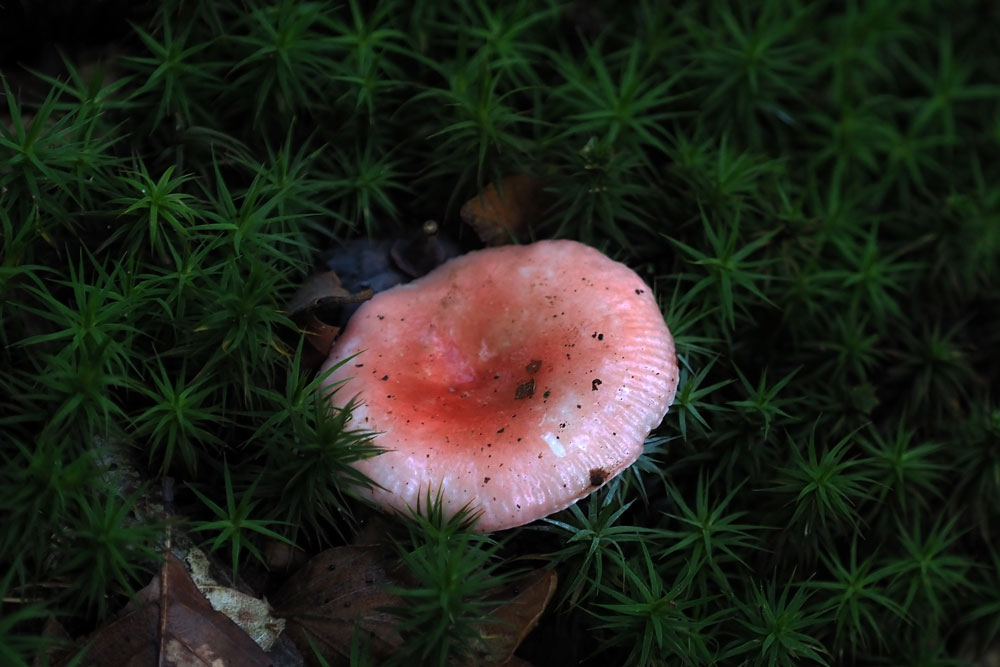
[[321, 240, 678, 532]]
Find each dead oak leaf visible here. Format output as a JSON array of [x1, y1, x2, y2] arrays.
[[285, 272, 373, 315], [185, 546, 285, 652], [270, 545, 404, 667], [271, 544, 556, 667], [285, 271, 373, 368], [468, 568, 558, 666], [460, 174, 549, 246], [57, 554, 271, 667]]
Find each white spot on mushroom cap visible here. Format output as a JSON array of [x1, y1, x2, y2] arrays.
[[320, 240, 679, 532], [541, 432, 566, 458]]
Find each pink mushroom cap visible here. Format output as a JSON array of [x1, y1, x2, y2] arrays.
[[320, 239, 678, 532]]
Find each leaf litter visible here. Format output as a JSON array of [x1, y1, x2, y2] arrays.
[[41, 178, 558, 666]]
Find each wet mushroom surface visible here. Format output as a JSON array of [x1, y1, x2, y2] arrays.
[[321, 240, 678, 532]]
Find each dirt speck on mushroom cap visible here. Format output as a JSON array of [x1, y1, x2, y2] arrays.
[[321, 240, 678, 532]]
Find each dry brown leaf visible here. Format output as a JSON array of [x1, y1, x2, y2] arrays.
[[270, 545, 404, 667], [500, 657, 535, 667], [286, 272, 342, 314], [300, 311, 341, 368], [57, 554, 271, 667], [460, 174, 549, 246], [285, 271, 376, 314], [468, 569, 558, 666], [284, 271, 373, 369], [272, 543, 556, 667], [184, 547, 285, 652], [263, 539, 309, 575], [32, 616, 72, 667]]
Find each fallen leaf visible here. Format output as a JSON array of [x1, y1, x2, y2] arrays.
[[285, 271, 373, 368], [460, 174, 549, 246], [185, 546, 285, 652], [500, 657, 535, 667], [300, 312, 341, 368], [468, 569, 558, 665], [286, 272, 370, 315], [272, 544, 556, 667], [32, 616, 72, 667], [263, 538, 309, 575], [57, 554, 271, 667], [270, 545, 404, 667]]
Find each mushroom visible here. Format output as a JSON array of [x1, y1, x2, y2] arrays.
[[320, 240, 678, 532]]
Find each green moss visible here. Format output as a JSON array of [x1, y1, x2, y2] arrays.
[[2, 0, 1000, 664]]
